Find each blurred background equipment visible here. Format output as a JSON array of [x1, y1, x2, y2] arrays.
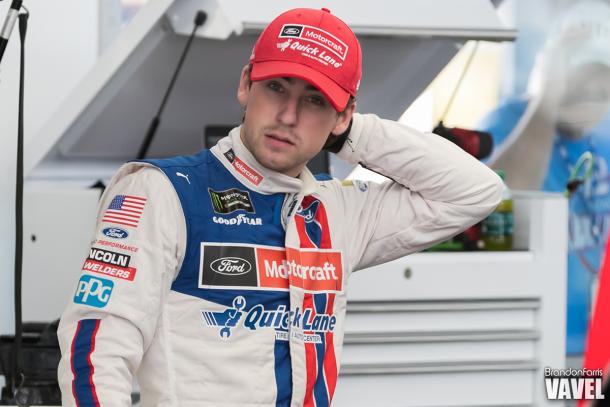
[[482, 170, 513, 251], [477, 0, 610, 358], [426, 39, 498, 252], [0, 322, 61, 406], [433, 122, 493, 159], [0, 0, 22, 66]]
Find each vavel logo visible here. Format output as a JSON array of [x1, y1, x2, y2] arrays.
[[544, 367, 606, 400], [210, 257, 252, 276]]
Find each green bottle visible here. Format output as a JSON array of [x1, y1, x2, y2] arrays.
[[482, 170, 513, 251]]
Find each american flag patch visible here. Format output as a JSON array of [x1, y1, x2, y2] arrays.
[[101, 195, 147, 228]]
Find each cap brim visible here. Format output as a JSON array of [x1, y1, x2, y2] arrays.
[[251, 61, 350, 111]]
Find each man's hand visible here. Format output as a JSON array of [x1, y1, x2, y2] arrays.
[[323, 118, 353, 153]]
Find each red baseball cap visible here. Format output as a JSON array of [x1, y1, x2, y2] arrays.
[[249, 7, 362, 111]]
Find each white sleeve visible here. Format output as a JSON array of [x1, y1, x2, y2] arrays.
[[336, 113, 503, 271], [56, 164, 185, 406]]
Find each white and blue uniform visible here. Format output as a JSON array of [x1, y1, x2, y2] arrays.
[[57, 113, 502, 406]]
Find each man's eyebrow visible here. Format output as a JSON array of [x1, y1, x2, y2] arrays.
[[280, 76, 321, 92]]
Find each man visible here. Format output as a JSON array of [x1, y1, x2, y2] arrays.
[[58, 7, 502, 407]]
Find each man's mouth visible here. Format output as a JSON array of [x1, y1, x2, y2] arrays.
[[266, 133, 295, 146]]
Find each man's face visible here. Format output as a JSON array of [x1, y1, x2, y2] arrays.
[[237, 65, 354, 177]]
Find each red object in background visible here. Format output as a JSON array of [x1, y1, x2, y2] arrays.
[[432, 122, 493, 159], [578, 236, 610, 407]]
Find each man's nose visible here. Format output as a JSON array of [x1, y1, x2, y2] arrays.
[[277, 96, 299, 126]]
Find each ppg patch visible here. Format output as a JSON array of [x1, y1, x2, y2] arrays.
[[208, 188, 255, 214], [74, 275, 114, 308]]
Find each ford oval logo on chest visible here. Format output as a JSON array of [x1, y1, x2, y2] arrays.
[[102, 227, 129, 239], [210, 257, 252, 276]]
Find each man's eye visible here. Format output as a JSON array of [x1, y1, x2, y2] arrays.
[[307, 95, 326, 106], [267, 81, 284, 92]]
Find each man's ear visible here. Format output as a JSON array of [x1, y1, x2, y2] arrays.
[[331, 101, 356, 136], [237, 65, 251, 108]]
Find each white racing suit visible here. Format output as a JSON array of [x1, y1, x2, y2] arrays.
[[57, 113, 502, 406]]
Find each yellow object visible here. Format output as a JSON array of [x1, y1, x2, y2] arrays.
[[482, 171, 513, 251]]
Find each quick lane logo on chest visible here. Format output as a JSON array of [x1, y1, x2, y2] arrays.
[[208, 188, 255, 214], [199, 242, 343, 293], [201, 296, 336, 341]]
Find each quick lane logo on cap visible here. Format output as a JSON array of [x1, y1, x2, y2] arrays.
[[279, 23, 348, 60], [208, 188, 255, 214]]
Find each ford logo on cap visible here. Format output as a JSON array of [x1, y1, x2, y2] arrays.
[[102, 227, 129, 239], [210, 257, 252, 276], [281, 25, 303, 37]]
